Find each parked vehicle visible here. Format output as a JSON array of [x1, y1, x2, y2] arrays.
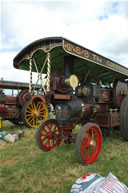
[[13, 37, 128, 164], [0, 80, 48, 127]]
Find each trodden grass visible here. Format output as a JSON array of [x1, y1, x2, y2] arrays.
[[0, 120, 128, 193]]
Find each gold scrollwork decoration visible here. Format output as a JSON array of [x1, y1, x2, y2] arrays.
[[64, 43, 89, 59]]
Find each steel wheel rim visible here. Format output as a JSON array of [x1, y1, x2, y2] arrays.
[[25, 101, 48, 128], [39, 120, 62, 151], [80, 125, 102, 164]]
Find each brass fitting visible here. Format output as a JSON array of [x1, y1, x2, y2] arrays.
[[65, 74, 79, 88]]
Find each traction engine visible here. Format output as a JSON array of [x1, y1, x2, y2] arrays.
[[12, 37, 128, 165], [0, 82, 48, 128], [36, 56, 128, 165]]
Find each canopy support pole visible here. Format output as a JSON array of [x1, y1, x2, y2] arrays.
[[29, 58, 32, 94], [46, 53, 51, 93]]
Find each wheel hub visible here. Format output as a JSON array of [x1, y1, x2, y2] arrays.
[[34, 110, 40, 117], [47, 131, 53, 139], [90, 140, 96, 149]]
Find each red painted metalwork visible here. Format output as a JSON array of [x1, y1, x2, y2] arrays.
[[19, 89, 31, 106], [0, 104, 7, 113], [30, 95, 46, 103], [94, 112, 120, 128], [51, 72, 70, 93], [111, 113, 120, 127], [94, 104, 109, 112], [54, 94, 71, 100], [8, 112, 19, 118], [94, 113, 110, 127], [63, 129, 72, 144], [3, 108, 19, 119], [62, 122, 77, 144], [5, 96, 18, 105], [80, 124, 102, 164], [99, 89, 110, 103]]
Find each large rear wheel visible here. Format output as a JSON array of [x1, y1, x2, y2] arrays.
[[120, 96, 128, 140], [75, 123, 102, 165], [36, 119, 62, 151], [21, 98, 48, 128]]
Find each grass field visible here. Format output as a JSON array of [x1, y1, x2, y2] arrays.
[[0, 120, 128, 193]]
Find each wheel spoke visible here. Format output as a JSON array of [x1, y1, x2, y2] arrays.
[[38, 116, 42, 120], [54, 126, 60, 132], [33, 102, 36, 109], [27, 106, 33, 111], [41, 136, 47, 142], [84, 143, 90, 148], [36, 102, 40, 110], [37, 103, 43, 111], [30, 103, 34, 110], [45, 140, 50, 147], [53, 125, 56, 132], [48, 123, 52, 130], [85, 133, 90, 141], [26, 109, 32, 113], [43, 126, 48, 134], [91, 129, 94, 139], [26, 113, 32, 116], [92, 130, 97, 139], [30, 117, 34, 124], [26, 113, 33, 117], [31, 118, 35, 126], [39, 107, 45, 111], [92, 146, 96, 155], [42, 138, 48, 145], [41, 133, 47, 137], [40, 111, 45, 114], [27, 116, 33, 122], [39, 115, 45, 118], [35, 117, 37, 125], [86, 148, 90, 159], [51, 124, 56, 132]]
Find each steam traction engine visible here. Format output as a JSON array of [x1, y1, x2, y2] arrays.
[[0, 80, 48, 128], [13, 37, 128, 165]]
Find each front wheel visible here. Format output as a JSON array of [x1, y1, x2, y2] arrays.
[[36, 119, 62, 151], [75, 123, 102, 165]]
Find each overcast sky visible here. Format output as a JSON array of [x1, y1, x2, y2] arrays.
[[0, 0, 128, 83]]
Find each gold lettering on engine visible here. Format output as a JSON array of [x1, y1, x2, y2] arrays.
[[93, 54, 102, 63]]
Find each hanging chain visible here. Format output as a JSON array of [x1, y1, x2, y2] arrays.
[[29, 58, 32, 94], [47, 52, 51, 93]]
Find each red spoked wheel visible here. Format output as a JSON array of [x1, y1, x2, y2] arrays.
[[36, 119, 62, 152], [75, 123, 102, 165]]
